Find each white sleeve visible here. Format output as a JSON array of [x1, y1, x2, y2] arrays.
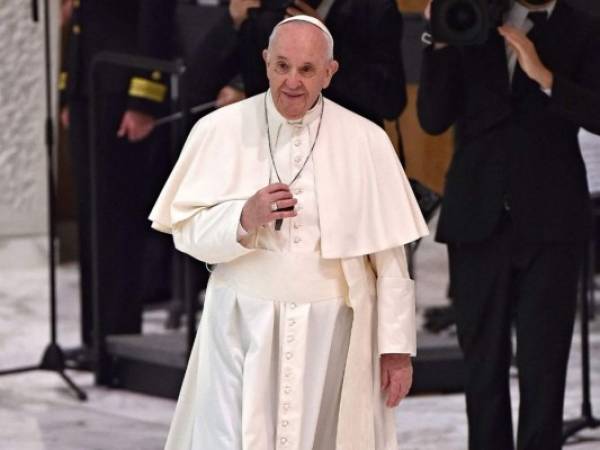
[[369, 246, 416, 356], [172, 200, 255, 264]]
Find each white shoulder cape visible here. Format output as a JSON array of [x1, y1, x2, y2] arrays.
[[150, 93, 427, 256]]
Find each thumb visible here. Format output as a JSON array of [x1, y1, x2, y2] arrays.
[[117, 115, 128, 137]]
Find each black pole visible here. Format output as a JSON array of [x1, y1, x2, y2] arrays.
[[43, 0, 57, 349], [0, 0, 87, 401]]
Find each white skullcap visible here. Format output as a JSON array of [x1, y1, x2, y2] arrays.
[[277, 15, 335, 46]]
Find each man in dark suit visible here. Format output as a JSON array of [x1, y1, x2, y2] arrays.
[[59, 0, 175, 370], [187, 0, 407, 126], [417, 0, 600, 449]]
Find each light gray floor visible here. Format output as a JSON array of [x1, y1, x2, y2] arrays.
[[1, 220, 600, 449]]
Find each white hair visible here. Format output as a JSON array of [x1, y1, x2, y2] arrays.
[[267, 15, 334, 60]]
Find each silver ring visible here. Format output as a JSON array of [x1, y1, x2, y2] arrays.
[[270, 202, 278, 212]]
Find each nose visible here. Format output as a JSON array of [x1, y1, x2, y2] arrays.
[[284, 71, 302, 90]]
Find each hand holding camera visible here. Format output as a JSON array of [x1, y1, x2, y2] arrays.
[[229, 0, 261, 30], [424, 0, 448, 50]]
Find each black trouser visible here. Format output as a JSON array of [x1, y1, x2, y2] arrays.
[[448, 214, 582, 450], [69, 97, 93, 346], [68, 94, 171, 344]]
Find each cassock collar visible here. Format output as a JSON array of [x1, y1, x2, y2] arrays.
[[265, 89, 323, 143]]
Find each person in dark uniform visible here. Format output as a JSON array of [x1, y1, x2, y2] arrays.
[[59, 0, 175, 369], [187, 0, 407, 126], [417, 1, 600, 449]]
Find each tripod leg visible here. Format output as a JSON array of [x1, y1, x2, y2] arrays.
[[0, 365, 39, 376], [59, 371, 88, 401]]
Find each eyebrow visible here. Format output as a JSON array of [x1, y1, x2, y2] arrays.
[[273, 56, 316, 66]]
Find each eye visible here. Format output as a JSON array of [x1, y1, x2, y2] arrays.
[[275, 61, 289, 73], [299, 64, 316, 77]]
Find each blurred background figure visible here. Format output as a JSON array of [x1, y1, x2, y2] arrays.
[[59, 0, 176, 369], [187, 0, 408, 126]]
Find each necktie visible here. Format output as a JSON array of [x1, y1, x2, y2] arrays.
[[511, 11, 549, 96], [527, 11, 549, 31]]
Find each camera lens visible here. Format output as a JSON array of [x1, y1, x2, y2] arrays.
[[446, 1, 478, 32]]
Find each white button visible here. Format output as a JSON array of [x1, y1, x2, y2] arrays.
[[293, 222, 300, 229], [294, 140, 301, 147], [280, 437, 288, 444], [290, 302, 297, 309], [282, 420, 289, 427], [294, 236, 302, 244], [296, 205, 303, 211], [294, 188, 303, 195], [284, 386, 292, 394], [294, 155, 302, 163], [285, 352, 293, 359], [289, 319, 296, 326], [287, 335, 294, 343], [283, 402, 290, 410]]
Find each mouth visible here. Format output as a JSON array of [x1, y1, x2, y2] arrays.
[[281, 91, 305, 100]]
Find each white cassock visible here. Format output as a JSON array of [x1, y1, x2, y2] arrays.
[[150, 92, 429, 450]]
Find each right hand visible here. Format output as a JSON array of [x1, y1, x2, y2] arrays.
[[117, 109, 155, 142], [229, 0, 261, 30], [60, 106, 70, 129], [216, 86, 246, 108], [241, 183, 298, 233], [61, 0, 73, 27]]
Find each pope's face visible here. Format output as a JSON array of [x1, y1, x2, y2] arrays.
[[263, 23, 338, 120]]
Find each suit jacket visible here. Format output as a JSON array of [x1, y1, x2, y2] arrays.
[[417, 0, 600, 244], [60, 0, 175, 116], [187, 0, 407, 125]]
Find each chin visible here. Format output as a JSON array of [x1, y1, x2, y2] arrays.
[[282, 109, 304, 120], [278, 102, 307, 120]]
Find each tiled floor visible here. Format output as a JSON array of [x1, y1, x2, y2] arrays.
[[1, 223, 600, 449]]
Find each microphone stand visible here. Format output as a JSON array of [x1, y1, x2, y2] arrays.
[[562, 198, 600, 442]]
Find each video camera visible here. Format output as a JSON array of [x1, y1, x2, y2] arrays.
[[430, 0, 511, 45]]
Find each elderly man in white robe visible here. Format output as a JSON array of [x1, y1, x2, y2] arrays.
[[150, 15, 428, 450]]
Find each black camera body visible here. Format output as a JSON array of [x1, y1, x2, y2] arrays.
[[430, 0, 511, 45]]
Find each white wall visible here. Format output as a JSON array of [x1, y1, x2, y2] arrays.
[[0, 0, 59, 239]]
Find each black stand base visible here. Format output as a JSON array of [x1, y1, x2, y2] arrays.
[[0, 343, 88, 401], [563, 413, 600, 444]]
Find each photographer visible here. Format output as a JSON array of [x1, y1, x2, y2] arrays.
[[417, 1, 600, 449], [190, 0, 407, 126]]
